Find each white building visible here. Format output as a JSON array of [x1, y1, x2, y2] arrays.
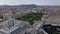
[[0, 19, 31, 34], [25, 20, 48, 34]]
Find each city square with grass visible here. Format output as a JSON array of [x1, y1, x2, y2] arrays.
[[17, 13, 43, 25]]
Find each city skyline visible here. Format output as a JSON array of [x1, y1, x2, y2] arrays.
[[0, 0, 60, 5]]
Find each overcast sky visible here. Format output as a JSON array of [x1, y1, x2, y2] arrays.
[[0, 0, 60, 5]]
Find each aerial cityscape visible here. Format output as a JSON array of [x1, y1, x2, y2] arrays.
[[0, 4, 60, 34], [0, 0, 60, 34]]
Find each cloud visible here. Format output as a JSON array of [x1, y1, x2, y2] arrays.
[[0, 0, 60, 5]]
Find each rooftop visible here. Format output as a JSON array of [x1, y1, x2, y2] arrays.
[[0, 19, 30, 34]]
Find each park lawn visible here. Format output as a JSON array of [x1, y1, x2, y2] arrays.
[[17, 13, 43, 25]]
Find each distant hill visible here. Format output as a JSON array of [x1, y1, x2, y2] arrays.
[[18, 4, 38, 8], [0, 4, 60, 8], [0, 4, 38, 8]]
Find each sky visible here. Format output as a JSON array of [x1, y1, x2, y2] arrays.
[[0, 0, 60, 5]]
